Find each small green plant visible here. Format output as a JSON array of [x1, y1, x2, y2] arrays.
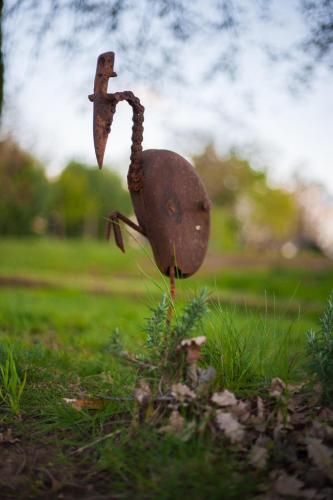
[[0, 345, 27, 414], [104, 328, 124, 355], [307, 292, 333, 401], [145, 293, 169, 359], [173, 289, 209, 342], [103, 291, 210, 384], [145, 289, 209, 361]]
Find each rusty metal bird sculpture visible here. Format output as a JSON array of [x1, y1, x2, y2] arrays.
[[89, 52, 211, 301]]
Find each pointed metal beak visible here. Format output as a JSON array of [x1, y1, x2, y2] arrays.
[[93, 98, 110, 169], [89, 52, 117, 169]]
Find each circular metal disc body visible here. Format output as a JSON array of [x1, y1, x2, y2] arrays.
[[130, 149, 211, 278]]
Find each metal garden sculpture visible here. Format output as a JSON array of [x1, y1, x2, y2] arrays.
[[89, 52, 211, 298]]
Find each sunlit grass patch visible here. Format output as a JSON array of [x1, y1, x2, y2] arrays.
[[204, 302, 308, 393]]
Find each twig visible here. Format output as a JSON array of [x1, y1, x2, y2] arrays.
[[71, 430, 121, 454], [116, 351, 157, 370], [102, 395, 173, 402]]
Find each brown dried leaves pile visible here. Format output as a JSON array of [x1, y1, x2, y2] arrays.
[[158, 373, 333, 498], [123, 336, 333, 497]]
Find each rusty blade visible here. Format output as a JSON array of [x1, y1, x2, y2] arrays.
[[93, 96, 110, 169]]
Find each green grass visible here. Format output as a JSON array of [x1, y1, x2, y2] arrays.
[[0, 237, 332, 319], [0, 237, 330, 497], [0, 286, 314, 383], [0, 287, 309, 497], [205, 302, 310, 393], [206, 266, 333, 303], [0, 344, 27, 414], [0, 237, 141, 277]]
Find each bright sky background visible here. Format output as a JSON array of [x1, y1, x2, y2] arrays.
[[2, 0, 333, 193]]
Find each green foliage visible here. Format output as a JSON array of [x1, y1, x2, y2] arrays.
[[143, 289, 209, 365], [307, 292, 333, 401], [104, 328, 124, 355], [0, 344, 27, 414], [99, 292, 210, 375], [245, 183, 298, 243], [0, 141, 131, 238], [145, 293, 169, 357], [173, 289, 209, 342], [0, 139, 49, 235], [50, 161, 131, 238], [193, 145, 263, 208], [193, 144, 300, 248], [209, 207, 240, 252]]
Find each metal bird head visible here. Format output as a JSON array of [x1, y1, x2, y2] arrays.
[[89, 51, 117, 168], [94, 52, 117, 93]]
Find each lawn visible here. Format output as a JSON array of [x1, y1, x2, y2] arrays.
[[0, 238, 332, 498], [1, 237, 332, 315]]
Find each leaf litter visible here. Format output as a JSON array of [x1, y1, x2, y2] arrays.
[[59, 292, 333, 498], [64, 369, 333, 498]]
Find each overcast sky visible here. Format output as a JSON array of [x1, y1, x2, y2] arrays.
[[2, 0, 333, 193]]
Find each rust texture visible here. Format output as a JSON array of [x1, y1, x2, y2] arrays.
[[89, 51, 211, 281]]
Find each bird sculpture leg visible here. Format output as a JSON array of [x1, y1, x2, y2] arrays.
[[106, 211, 145, 252]]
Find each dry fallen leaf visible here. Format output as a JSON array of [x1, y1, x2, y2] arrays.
[[134, 380, 152, 423], [257, 396, 265, 420], [249, 396, 266, 427], [198, 366, 216, 386], [159, 410, 185, 436], [134, 379, 152, 406], [230, 400, 251, 423], [169, 409, 185, 432], [63, 398, 106, 411], [178, 336, 206, 363], [211, 389, 237, 407], [287, 383, 304, 395], [188, 365, 216, 391], [310, 421, 333, 441], [0, 428, 19, 445], [249, 443, 268, 469], [215, 410, 245, 443], [269, 377, 286, 398], [274, 472, 305, 497], [179, 336, 206, 348], [171, 383, 196, 403], [307, 437, 333, 482], [318, 407, 333, 423]]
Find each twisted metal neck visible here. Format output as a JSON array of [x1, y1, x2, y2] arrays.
[[107, 91, 144, 192]]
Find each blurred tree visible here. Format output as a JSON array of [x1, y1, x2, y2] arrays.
[[236, 184, 299, 248], [0, 139, 49, 235], [50, 161, 131, 238], [193, 144, 266, 208], [1, 0, 332, 116], [193, 144, 299, 249]]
